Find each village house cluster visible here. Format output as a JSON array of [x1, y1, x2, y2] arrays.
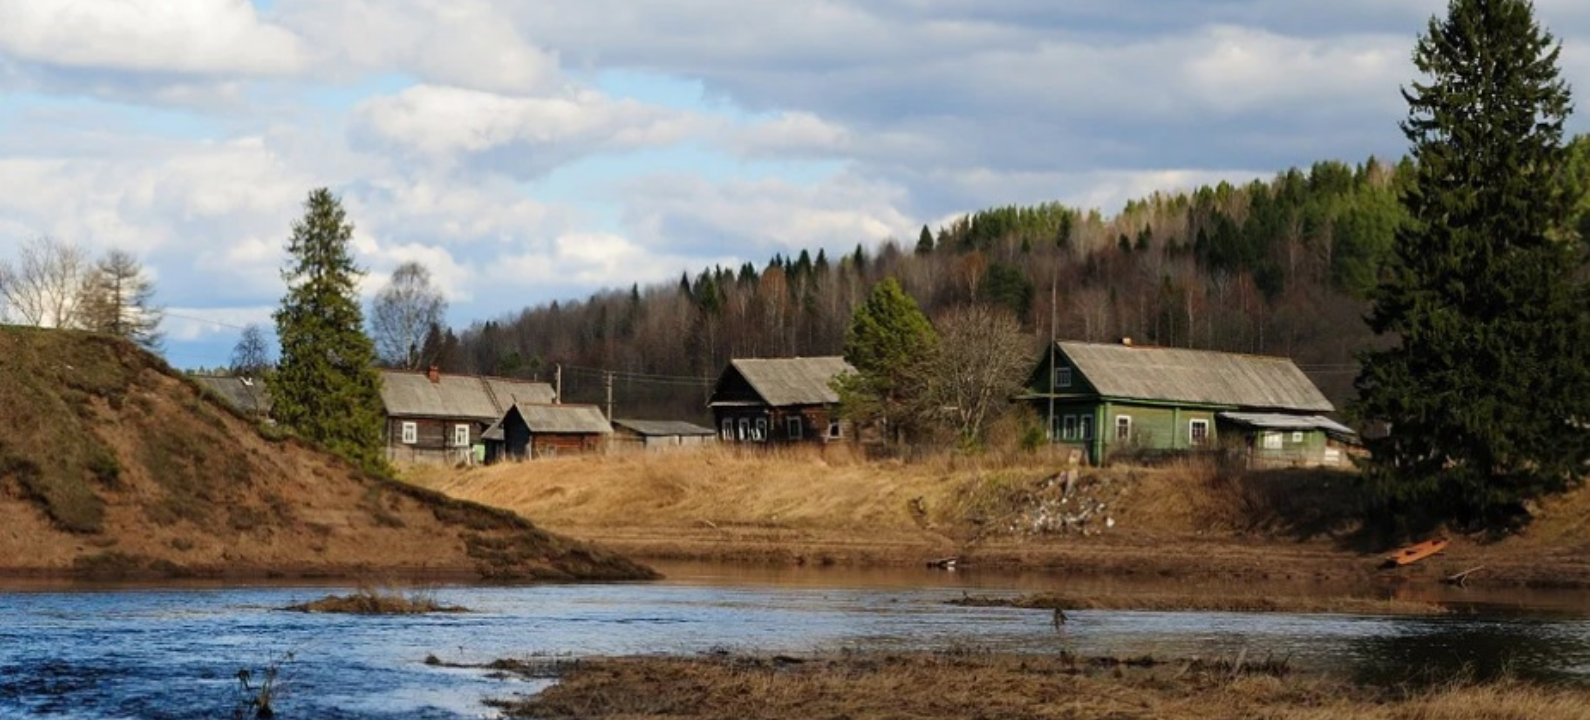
[[195, 338, 1354, 469]]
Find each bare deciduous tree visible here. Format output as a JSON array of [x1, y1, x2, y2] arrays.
[[231, 323, 273, 377], [369, 261, 447, 369], [79, 249, 164, 350], [921, 304, 1037, 446], [0, 236, 91, 328]]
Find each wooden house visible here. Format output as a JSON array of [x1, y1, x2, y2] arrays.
[[610, 419, 718, 453], [379, 367, 556, 465], [192, 374, 272, 420], [1021, 340, 1352, 467], [707, 357, 855, 445], [483, 403, 611, 461]]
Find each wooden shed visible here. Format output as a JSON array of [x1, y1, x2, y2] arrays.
[[484, 403, 611, 461], [610, 419, 718, 453]]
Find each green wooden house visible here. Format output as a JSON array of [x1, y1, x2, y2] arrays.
[[1022, 340, 1353, 467]]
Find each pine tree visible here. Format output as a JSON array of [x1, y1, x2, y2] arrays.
[[915, 224, 935, 255], [834, 278, 938, 447], [1353, 0, 1590, 528], [271, 188, 388, 475]]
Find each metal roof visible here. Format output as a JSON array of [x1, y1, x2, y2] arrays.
[[513, 403, 613, 434], [1058, 341, 1333, 413], [379, 370, 555, 421], [193, 375, 272, 415], [717, 356, 854, 407], [612, 418, 717, 437], [1219, 412, 1355, 436]]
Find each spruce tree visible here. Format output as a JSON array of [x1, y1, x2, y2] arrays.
[[271, 188, 388, 475], [834, 278, 938, 447], [1353, 0, 1590, 528]]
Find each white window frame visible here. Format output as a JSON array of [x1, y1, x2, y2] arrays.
[[1062, 415, 1078, 441], [1262, 432, 1283, 450], [400, 421, 417, 445], [721, 419, 733, 440], [453, 423, 470, 447], [787, 416, 803, 440], [1115, 415, 1132, 441], [1079, 415, 1094, 440], [827, 419, 843, 438], [1053, 367, 1072, 389], [1189, 419, 1209, 446], [737, 418, 749, 441], [755, 418, 768, 442], [1291, 431, 1304, 444]]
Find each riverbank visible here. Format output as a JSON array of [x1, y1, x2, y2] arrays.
[[489, 651, 1590, 720], [404, 446, 1590, 589]]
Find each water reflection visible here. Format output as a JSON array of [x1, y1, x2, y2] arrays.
[[1, 563, 1589, 718]]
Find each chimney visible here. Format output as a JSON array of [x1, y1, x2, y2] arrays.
[[427, 365, 441, 383], [1120, 337, 1133, 347]]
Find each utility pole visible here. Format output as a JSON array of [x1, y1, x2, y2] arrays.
[[604, 371, 614, 420], [555, 364, 562, 404]]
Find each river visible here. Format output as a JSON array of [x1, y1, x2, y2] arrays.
[[3, 562, 1590, 718]]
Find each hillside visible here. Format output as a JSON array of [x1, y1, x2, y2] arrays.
[[407, 447, 1590, 588], [0, 327, 654, 581]]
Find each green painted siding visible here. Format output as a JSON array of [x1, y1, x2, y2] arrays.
[[1103, 404, 1218, 457]]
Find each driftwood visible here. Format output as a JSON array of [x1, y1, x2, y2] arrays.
[[926, 556, 958, 569], [1443, 566, 1485, 587]]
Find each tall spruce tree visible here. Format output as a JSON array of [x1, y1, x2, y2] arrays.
[[834, 278, 938, 447], [271, 188, 388, 475], [1353, 0, 1590, 528]]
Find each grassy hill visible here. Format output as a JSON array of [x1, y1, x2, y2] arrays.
[[0, 326, 654, 581]]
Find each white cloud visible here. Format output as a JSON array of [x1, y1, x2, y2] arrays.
[[351, 84, 706, 177], [279, 0, 559, 94], [0, 0, 307, 76]]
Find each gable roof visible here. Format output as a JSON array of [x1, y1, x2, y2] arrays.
[[508, 403, 613, 434], [193, 375, 272, 416], [1054, 341, 1333, 413], [710, 356, 855, 408], [379, 370, 555, 421], [612, 419, 717, 437]]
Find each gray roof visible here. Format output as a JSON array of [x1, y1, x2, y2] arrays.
[[717, 356, 855, 407], [1057, 341, 1333, 413], [612, 418, 717, 437], [1219, 412, 1355, 436], [379, 370, 555, 421], [513, 403, 613, 434], [193, 375, 272, 415]]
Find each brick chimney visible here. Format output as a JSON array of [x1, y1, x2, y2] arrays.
[[427, 365, 441, 383]]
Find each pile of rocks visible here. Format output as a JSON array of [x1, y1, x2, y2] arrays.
[[1007, 469, 1123, 536]]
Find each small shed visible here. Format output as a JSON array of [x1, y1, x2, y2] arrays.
[[1217, 412, 1358, 469], [484, 403, 611, 461], [610, 419, 718, 452]]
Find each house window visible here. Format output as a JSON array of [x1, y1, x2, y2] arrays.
[[1262, 432, 1283, 450], [401, 421, 417, 445], [787, 416, 803, 440], [1189, 419, 1209, 446], [1062, 415, 1078, 440], [1291, 431, 1304, 444], [453, 424, 470, 447], [754, 418, 768, 442], [1115, 415, 1132, 441], [737, 418, 749, 441], [721, 419, 733, 440], [1079, 415, 1094, 440], [1053, 367, 1072, 389], [828, 419, 843, 438]]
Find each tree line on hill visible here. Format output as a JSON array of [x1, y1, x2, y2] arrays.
[[0, 236, 164, 351]]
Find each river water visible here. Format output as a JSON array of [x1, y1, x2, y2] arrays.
[[3, 562, 1590, 719]]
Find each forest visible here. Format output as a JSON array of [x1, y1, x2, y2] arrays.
[[415, 155, 1421, 424]]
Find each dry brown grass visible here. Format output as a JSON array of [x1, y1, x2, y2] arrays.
[[492, 651, 1590, 720], [284, 582, 468, 614], [949, 591, 1447, 616]]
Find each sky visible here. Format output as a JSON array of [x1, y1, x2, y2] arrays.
[[3, 1, 1590, 369]]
